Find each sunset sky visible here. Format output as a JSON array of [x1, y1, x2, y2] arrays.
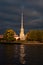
[[0, 0, 43, 34]]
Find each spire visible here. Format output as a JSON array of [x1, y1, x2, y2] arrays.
[[21, 12, 23, 29], [20, 8, 25, 40]]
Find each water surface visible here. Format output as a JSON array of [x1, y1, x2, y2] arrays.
[[0, 43, 43, 65]]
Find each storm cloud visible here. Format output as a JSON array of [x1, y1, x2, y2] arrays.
[[0, 0, 43, 34]]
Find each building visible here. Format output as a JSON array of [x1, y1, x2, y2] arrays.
[[14, 34, 19, 40], [0, 35, 3, 39], [20, 11, 25, 40]]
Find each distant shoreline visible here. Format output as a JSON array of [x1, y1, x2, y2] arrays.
[[0, 41, 43, 45]]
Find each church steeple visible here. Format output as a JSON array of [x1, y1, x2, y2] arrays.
[[21, 12, 23, 29], [20, 11, 25, 40]]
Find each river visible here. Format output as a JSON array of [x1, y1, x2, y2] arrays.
[[0, 43, 43, 65]]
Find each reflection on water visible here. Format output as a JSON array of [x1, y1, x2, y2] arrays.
[[20, 45, 25, 64], [0, 44, 43, 65], [14, 45, 18, 58]]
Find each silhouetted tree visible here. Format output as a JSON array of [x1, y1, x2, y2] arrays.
[[26, 30, 43, 42], [3, 29, 16, 42]]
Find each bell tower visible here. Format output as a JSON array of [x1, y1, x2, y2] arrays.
[[20, 11, 25, 40]]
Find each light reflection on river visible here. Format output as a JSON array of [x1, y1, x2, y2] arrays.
[[0, 44, 43, 65], [20, 45, 25, 64]]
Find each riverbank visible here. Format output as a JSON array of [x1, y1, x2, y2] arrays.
[[0, 41, 43, 45]]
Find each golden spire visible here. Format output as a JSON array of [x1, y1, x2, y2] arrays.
[[20, 9, 25, 40]]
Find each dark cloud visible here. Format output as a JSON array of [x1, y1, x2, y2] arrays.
[[0, 0, 43, 34]]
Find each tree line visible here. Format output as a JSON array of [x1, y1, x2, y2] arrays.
[[0, 29, 43, 42], [26, 30, 43, 42]]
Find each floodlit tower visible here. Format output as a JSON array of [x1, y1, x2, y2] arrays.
[[20, 11, 25, 40]]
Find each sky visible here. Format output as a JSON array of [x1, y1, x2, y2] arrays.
[[0, 0, 43, 34]]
